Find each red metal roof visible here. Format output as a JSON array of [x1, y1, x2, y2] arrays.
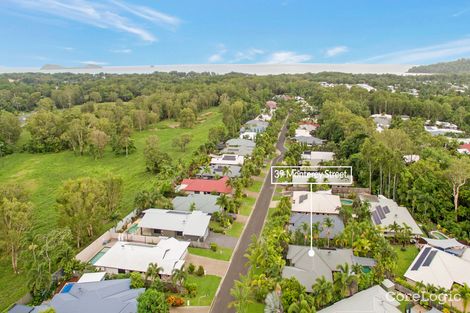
[[180, 176, 232, 194], [460, 144, 470, 150]]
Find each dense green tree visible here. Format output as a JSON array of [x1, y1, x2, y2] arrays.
[[137, 289, 169, 313]]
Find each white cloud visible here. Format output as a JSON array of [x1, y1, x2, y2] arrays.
[[208, 44, 228, 63], [230, 48, 264, 63], [6, 0, 180, 42], [110, 48, 132, 54], [360, 38, 470, 64], [264, 51, 312, 64], [325, 46, 349, 57], [453, 8, 469, 17]]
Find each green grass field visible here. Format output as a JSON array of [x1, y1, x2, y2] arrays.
[[246, 302, 265, 312], [393, 245, 420, 277], [184, 274, 222, 306], [0, 108, 222, 311], [226, 221, 244, 237], [188, 247, 233, 261], [247, 180, 263, 193], [239, 196, 256, 216]]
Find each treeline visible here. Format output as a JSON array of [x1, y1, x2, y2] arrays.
[[408, 58, 470, 74]]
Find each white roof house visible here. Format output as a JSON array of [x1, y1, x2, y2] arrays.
[[94, 238, 189, 275], [360, 195, 423, 236], [139, 209, 211, 238], [239, 131, 257, 141], [210, 154, 244, 166], [318, 285, 400, 313], [292, 191, 341, 214], [77, 272, 106, 283], [301, 151, 335, 165], [424, 125, 463, 136], [404, 245, 470, 290]]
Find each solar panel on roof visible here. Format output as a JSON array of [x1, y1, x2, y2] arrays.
[[223, 155, 237, 161], [383, 205, 390, 213], [376, 206, 386, 219], [372, 211, 382, 225], [299, 194, 308, 204], [411, 247, 431, 271], [423, 250, 437, 267]]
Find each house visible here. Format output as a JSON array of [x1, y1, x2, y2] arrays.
[[221, 138, 255, 156], [265, 100, 277, 110], [403, 154, 420, 163], [139, 209, 211, 241], [301, 151, 335, 165], [356, 83, 377, 92], [457, 143, 470, 155], [94, 237, 189, 276], [196, 164, 241, 179], [239, 131, 257, 141], [177, 176, 232, 195], [359, 194, 423, 236], [418, 237, 467, 257], [256, 113, 272, 121], [424, 125, 463, 136], [76, 272, 106, 283], [371, 113, 392, 133], [318, 285, 400, 313], [241, 120, 269, 133], [295, 124, 317, 137], [172, 194, 223, 215], [293, 135, 324, 146], [210, 154, 244, 166], [282, 245, 375, 292], [289, 213, 344, 239], [13, 279, 144, 313], [292, 191, 341, 214], [404, 245, 470, 290]]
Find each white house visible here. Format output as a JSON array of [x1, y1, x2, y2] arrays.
[[210, 154, 244, 166], [292, 191, 341, 214], [239, 131, 257, 141], [301, 151, 335, 165], [93, 238, 189, 276]]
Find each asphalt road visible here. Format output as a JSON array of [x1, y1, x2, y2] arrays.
[[210, 118, 288, 313]]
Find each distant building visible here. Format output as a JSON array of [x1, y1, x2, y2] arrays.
[[265, 100, 278, 110], [240, 119, 269, 133], [93, 238, 189, 276], [196, 164, 242, 179], [403, 154, 420, 163], [221, 138, 255, 156], [359, 194, 423, 236], [424, 125, 463, 136], [13, 279, 144, 313], [177, 176, 232, 195], [457, 143, 470, 155], [239, 131, 257, 141], [172, 194, 223, 215], [139, 209, 211, 241], [293, 135, 324, 146], [371, 113, 392, 133], [282, 245, 375, 292]]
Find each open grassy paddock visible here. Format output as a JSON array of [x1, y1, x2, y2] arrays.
[[0, 107, 222, 310]]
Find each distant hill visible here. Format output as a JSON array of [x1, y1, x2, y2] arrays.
[[408, 58, 470, 73], [40, 64, 66, 70], [40, 63, 103, 70]]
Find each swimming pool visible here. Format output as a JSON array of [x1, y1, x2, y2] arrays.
[[89, 247, 110, 265], [61, 282, 75, 293], [127, 223, 139, 234], [430, 230, 448, 240], [340, 199, 353, 206]]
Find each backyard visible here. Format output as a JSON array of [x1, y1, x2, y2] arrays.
[[393, 245, 420, 277], [0, 108, 222, 311]]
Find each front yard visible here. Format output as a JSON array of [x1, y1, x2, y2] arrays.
[[188, 247, 233, 261], [184, 275, 222, 306]]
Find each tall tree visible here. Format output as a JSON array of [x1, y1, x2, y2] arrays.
[[444, 157, 470, 220], [179, 107, 197, 128], [88, 129, 109, 159]]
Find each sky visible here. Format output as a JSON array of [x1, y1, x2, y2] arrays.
[[2, 0, 470, 67]]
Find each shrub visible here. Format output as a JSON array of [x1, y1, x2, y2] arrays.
[[187, 263, 195, 274], [167, 295, 185, 307], [130, 272, 144, 289], [184, 282, 197, 297], [210, 242, 218, 252], [196, 265, 205, 276]]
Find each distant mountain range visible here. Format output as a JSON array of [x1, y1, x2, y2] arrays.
[[40, 63, 103, 70], [408, 58, 470, 74]]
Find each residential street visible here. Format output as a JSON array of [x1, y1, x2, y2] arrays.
[[210, 118, 288, 313]]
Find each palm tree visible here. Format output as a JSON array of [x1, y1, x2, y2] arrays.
[[145, 262, 163, 284], [388, 221, 402, 244], [216, 194, 229, 210], [171, 268, 187, 291], [323, 217, 334, 248], [453, 283, 470, 313], [312, 276, 334, 309], [229, 277, 252, 313], [311, 222, 321, 246], [338, 205, 353, 225], [300, 222, 310, 245], [222, 165, 232, 177], [287, 294, 314, 313]]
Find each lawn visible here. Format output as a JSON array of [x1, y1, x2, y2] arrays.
[[184, 274, 222, 306], [247, 180, 263, 193], [226, 221, 244, 238], [0, 108, 222, 311], [188, 247, 233, 261], [246, 302, 265, 312], [393, 245, 420, 277], [239, 196, 256, 216]]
